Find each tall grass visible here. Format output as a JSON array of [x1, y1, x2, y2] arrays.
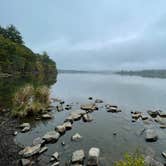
[[12, 84, 50, 117]]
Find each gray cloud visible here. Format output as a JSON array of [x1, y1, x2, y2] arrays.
[[0, 0, 166, 70]]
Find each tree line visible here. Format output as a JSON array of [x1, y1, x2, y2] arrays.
[[0, 24, 57, 75]]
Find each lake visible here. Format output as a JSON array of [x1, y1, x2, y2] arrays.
[[15, 73, 166, 165]]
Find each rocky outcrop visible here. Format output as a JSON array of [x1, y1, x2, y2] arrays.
[[145, 129, 158, 142]]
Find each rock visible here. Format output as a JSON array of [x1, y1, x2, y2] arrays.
[[107, 105, 121, 113], [33, 137, 45, 146], [51, 162, 60, 166], [154, 116, 166, 125], [145, 156, 164, 166], [65, 104, 72, 110], [39, 146, 48, 154], [60, 101, 65, 105], [56, 105, 63, 112], [158, 110, 166, 118], [83, 114, 93, 122], [50, 152, 59, 161], [20, 123, 31, 133], [19, 123, 30, 128], [87, 147, 100, 166], [132, 113, 141, 119], [13, 131, 18, 136], [147, 110, 159, 118], [63, 121, 72, 130], [61, 141, 65, 146], [19, 144, 41, 158], [80, 103, 98, 111], [70, 110, 86, 116], [160, 125, 166, 129], [55, 125, 66, 134], [95, 99, 103, 103], [72, 149, 85, 164], [70, 113, 82, 121], [43, 131, 60, 142], [88, 97, 93, 100], [72, 133, 82, 141], [141, 114, 149, 120], [42, 113, 52, 119], [21, 126, 30, 133], [145, 129, 158, 142], [20, 158, 31, 166]]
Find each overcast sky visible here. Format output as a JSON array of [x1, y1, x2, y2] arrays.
[[0, 0, 166, 70]]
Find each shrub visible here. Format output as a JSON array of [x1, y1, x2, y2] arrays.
[[114, 152, 145, 166]]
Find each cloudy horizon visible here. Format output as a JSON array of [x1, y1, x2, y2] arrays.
[[0, 0, 166, 70]]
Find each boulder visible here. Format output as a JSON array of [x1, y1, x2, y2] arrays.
[[95, 99, 103, 103], [63, 122, 72, 130], [43, 131, 60, 142], [72, 149, 85, 164], [65, 104, 72, 110], [20, 158, 31, 166], [19, 144, 41, 158], [83, 114, 93, 122], [39, 146, 48, 154], [42, 113, 52, 119], [87, 147, 100, 166], [145, 156, 164, 166], [70, 110, 86, 116], [154, 116, 166, 125], [147, 110, 159, 118], [19, 123, 30, 128], [158, 110, 166, 118], [21, 126, 30, 133], [107, 105, 121, 113], [55, 125, 66, 134], [145, 129, 158, 142], [72, 133, 82, 141], [50, 152, 59, 161], [141, 114, 149, 120], [80, 104, 98, 111]]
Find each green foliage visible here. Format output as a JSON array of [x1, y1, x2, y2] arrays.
[[0, 24, 57, 75], [12, 85, 50, 117], [114, 152, 146, 166]]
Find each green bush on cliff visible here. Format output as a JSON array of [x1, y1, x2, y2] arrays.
[[114, 152, 145, 166], [12, 84, 50, 117]]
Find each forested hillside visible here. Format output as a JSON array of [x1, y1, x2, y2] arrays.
[[0, 25, 57, 75]]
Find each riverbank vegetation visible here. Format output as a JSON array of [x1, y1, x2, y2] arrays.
[[12, 84, 50, 117], [114, 152, 145, 166], [0, 24, 57, 75]]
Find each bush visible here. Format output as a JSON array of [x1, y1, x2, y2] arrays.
[[114, 152, 145, 166], [12, 84, 50, 117]]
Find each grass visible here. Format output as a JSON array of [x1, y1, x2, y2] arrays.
[[12, 84, 50, 117], [114, 151, 146, 166]]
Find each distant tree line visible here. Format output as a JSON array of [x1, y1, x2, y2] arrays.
[[0, 24, 57, 75]]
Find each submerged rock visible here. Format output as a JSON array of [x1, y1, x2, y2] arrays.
[[43, 131, 60, 142], [72, 133, 82, 141], [158, 110, 166, 118], [145, 156, 164, 166], [20, 158, 31, 166], [155, 116, 166, 125], [145, 129, 158, 142], [87, 147, 100, 166], [33, 137, 45, 146], [39, 146, 48, 154], [83, 114, 93, 122], [19, 144, 41, 158], [72, 149, 85, 164], [95, 99, 103, 103]]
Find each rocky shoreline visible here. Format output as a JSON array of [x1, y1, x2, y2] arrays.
[[0, 110, 21, 166]]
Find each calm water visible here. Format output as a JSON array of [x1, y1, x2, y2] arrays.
[[16, 73, 166, 165]]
